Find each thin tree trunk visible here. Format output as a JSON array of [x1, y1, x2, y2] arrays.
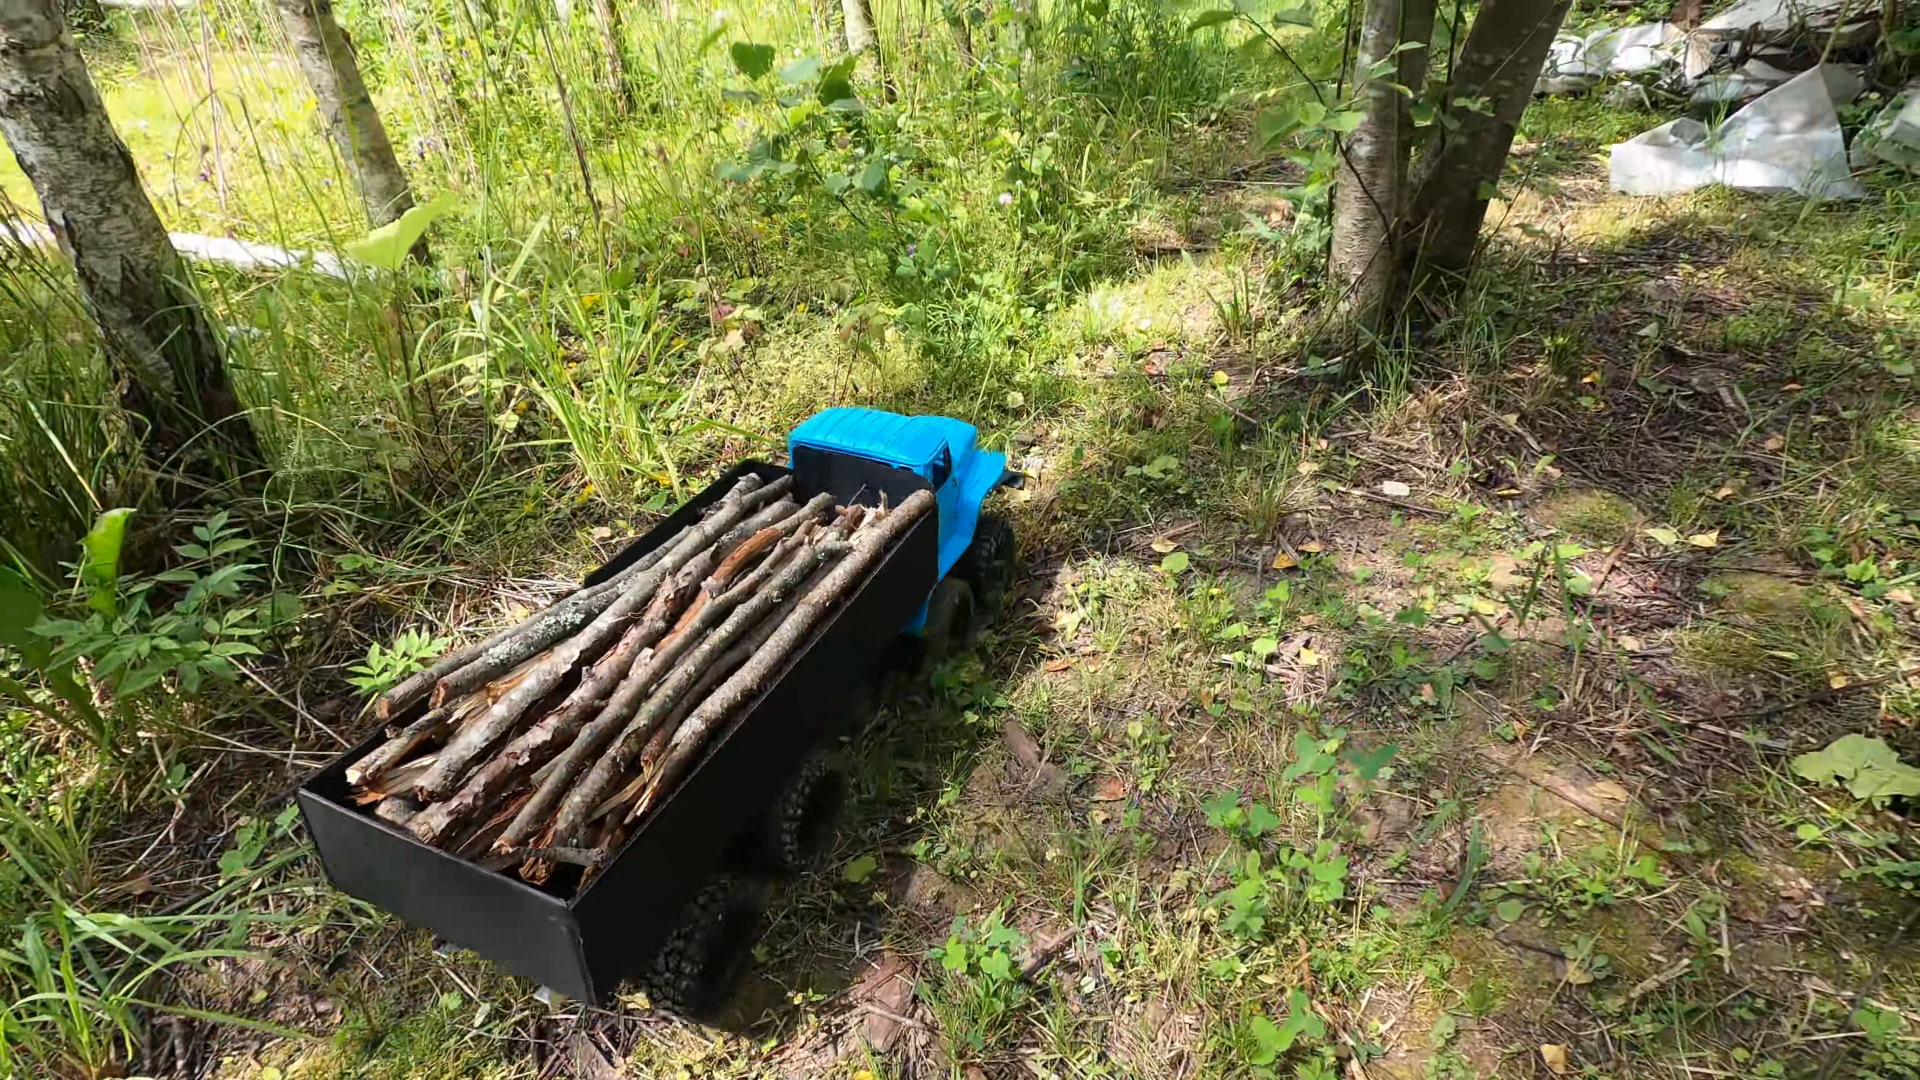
[[842, 0, 876, 53], [1329, 0, 1434, 329], [0, 0, 260, 471], [275, 0, 421, 240], [589, 0, 634, 112], [1396, 0, 1570, 287]]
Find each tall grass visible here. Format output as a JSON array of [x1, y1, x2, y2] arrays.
[[0, 0, 1255, 576]]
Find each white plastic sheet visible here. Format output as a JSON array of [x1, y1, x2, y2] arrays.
[[1608, 64, 1866, 199], [1852, 89, 1920, 169], [1536, 23, 1679, 94], [1688, 58, 1797, 104]]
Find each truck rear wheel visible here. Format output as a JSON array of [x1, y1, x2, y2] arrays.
[[749, 748, 844, 875], [644, 875, 766, 1019]]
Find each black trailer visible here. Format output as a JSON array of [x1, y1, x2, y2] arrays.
[[299, 448, 1010, 1012]]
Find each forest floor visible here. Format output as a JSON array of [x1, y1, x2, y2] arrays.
[[5, 22, 1920, 1080], [164, 103, 1920, 1079]]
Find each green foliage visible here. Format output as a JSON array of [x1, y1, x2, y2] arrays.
[[348, 627, 454, 697], [78, 508, 133, 618], [343, 193, 456, 271], [1792, 735, 1920, 806], [35, 510, 279, 702]]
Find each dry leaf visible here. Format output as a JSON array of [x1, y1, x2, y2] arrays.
[[1380, 480, 1411, 497], [1886, 587, 1914, 604], [1299, 646, 1322, 666], [1091, 776, 1129, 801], [1686, 530, 1720, 548], [1828, 673, 1849, 690], [1714, 484, 1737, 500], [1495, 487, 1522, 497], [1150, 536, 1179, 554], [590, 525, 613, 540], [1296, 460, 1321, 475], [1617, 633, 1644, 651], [1043, 657, 1075, 673], [1782, 382, 1803, 391], [1300, 540, 1325, 553], [1540, 1044, 1569, 1075], [1763, 433, 1786, 451], [1271, 550, 1298, 571]]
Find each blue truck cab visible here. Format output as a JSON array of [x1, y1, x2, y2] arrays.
[[789, 408, 1016, 634]]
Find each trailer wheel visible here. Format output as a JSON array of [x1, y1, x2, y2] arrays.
[[752, 749, 844, 875], [644, 875, 766, 1019], [956, 513, 1016, 627]]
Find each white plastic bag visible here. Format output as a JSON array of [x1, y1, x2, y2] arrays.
[[1609, 65, 1865, 199]]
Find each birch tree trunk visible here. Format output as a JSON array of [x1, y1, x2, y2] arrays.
[[841, 0, 876, 53], [1327, 0, 1415, 329], [589, 0, 634, 112], [275, 0, 420, 237], [0, 0, 260, 470], [1395, 0, 1569, 287]]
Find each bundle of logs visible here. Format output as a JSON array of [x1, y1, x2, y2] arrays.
[[345, 475, 932, 887]]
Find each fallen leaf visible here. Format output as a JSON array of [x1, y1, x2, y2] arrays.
[[1714, 484, 1737, 500], [590, 526, 613, 540], [1540, 1044, 1570, 1075], [1763, 433, 1786, 451], [1643, 526, 1681, 546], [1091, 776, 1129, 801], [1782, 382, 1803, 391], [1296, 460, 1321, 475], [1380, 480, 1411, 497], [1829, 673, 1849, 690], [1299, 540, 1325, 553], [1044, 656, 1075, 672], [1886, 587, 1914, 604], [1150, 536, 1179, 554], [1495, 487, 1522, 497], [1617, 634, 1644, 651], [1299, 646, 1322, 666], [1271, 550, 1298, 571], [1687, 530, 1720, 548]]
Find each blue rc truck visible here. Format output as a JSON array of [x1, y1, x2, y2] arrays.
[[299, 407, 1019, 1018]]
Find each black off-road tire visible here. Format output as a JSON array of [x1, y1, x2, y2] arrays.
[[643, 875, 766, 1019], [954, 513, 1015, 629], [914, 576, 976, 680], [752, 749, 845, 875]]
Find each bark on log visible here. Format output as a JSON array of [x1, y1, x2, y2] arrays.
[[0, 0, 259, 471], [374, 797, 419, 827], [597, 558, 825, 824], [498, 531, 837, 852], [348, 701, 456, 787], [411, 479, 764, 800], [405, 618, 652, 845], [716, 488, 827, 560], [631, 490, 932, 823], [552, 540, 852, 844], [380, 525, 683, 720], [430, 477, 760, 707]]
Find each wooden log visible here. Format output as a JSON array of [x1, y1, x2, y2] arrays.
[[405, 618, 652, 846], [612, 551, 838, 823], [347, 702, 456, 788], [551, 539, 852, 845], [631, 490, 932, 824], [495, 531, 838, 853], [412, 477, 768, 800], [373, 523, 687, 720]]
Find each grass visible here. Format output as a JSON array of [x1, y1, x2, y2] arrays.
[[2, 0, 1920, 1076]]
